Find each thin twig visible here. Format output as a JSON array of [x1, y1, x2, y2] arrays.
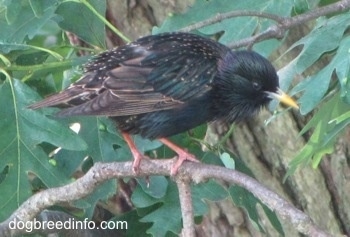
[[180, 10, 285, 33], [180, 0, 350, 49], [176, 177, 195, 237], [282, 0, 350, 28], [0, 159, 333, 237], [230, 0, 350, 49]]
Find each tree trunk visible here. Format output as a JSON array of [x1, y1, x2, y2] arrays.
[[105, 1, 350, 236]]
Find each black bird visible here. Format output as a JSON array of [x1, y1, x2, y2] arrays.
[[29, 32, 298, 174]]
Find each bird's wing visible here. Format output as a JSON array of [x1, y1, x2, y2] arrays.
[[134, 33, 229, 101], [29, 32, 230, 117]]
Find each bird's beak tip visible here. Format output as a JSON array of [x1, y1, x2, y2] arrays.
[[268, 88, 299, 109]]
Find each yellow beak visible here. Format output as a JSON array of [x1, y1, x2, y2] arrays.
[[267, 88, 299, 109]]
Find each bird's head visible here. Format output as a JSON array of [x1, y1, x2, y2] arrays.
[[214, 50, 298, 122]]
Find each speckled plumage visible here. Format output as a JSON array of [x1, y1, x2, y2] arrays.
[[30, 32, 280, 139]]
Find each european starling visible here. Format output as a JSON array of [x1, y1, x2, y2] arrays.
[[29, 32, 298, 174]]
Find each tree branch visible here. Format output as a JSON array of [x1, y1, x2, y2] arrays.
[[176, 177, 195, 237], [0, 158, 333, 237], [180, 0, 350, 49]]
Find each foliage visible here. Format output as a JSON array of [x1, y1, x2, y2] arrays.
[[281, 12, 350, 174], [0, 0, 349, 236]]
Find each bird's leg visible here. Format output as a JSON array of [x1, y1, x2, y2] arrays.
[[158, 138, 199, 175], [121, 132, 145, 172]]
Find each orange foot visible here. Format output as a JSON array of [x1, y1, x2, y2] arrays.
[[159, 138, 200, 175], [121, 132, 146, 173]]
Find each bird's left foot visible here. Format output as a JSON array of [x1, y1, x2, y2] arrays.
[[171, 151, 199, 175], [158, 138, 200, 175]]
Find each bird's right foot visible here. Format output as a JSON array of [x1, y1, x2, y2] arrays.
[[121, 132, 147, 173]]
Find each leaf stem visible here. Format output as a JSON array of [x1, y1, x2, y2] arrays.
[[26, 45, 64, 61], [79, 0, 131, 43], [5, 60, 75, 72]]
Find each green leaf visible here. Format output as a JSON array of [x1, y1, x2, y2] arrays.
[[220, 152, 235, 169], [287, 91, 350, 176], [54, 116, 125, 164], [191, 180, 228, 216], [113, 210, 151, 237], [136, 176, 168, 199], [281, 13, 350, 114], [220, 150, 284, 235], [26, 115, 122, 219], [54, 0, 106, 49], [131, 184, 162, 208], [0, 0, 57, 43], [134, 182, 181, 236], [29, 0, 44, 18], [134, 136, 162, 153], [311, 144, 333, 168], [329, 110, 350, 125], [0, 78, 87, 221], [292, 0, 314, 15], [261, 202, 285, 236], [132, 180, 227, 236], [300, 35, 350, 114], [80, 179, 116, 218], [229, 185, 284, 235], [4, 0, 21, 24]]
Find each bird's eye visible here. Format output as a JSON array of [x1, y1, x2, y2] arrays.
[[252, 82, 262, 90]]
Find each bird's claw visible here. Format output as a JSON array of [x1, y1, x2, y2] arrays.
[[170, 153, 199, 175], [132, 154, 150, 173]]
